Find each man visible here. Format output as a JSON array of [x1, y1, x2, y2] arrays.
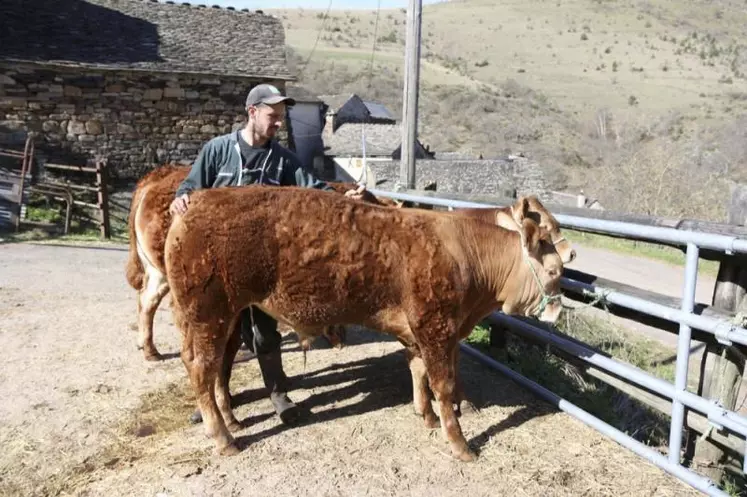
[[170, 83, 364, 426]]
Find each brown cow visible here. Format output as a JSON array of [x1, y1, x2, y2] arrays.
[[125, 164, 396, 360], [127, 165, 573, 362], [164, 185, 564, 461]]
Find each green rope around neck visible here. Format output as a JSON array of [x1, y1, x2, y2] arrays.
[[522, 249, 563, 319]]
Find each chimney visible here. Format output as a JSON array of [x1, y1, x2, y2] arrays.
[[323, 111, 336, 140], [577, 190, 587, 208]]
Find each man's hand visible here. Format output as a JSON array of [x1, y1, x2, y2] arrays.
[[344, 183, 366, 200], [169, 193, 190, 216]]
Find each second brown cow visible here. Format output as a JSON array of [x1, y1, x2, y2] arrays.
[[125, 164, 395, 360]]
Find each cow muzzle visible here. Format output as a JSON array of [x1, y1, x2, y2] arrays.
[[537, 297, 563, 323]]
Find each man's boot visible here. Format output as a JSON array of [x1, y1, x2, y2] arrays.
[[256, 348, 306, 426]]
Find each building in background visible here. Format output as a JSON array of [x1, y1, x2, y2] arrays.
[[0, 0, 295, 180], [285, 85, 328, 173]]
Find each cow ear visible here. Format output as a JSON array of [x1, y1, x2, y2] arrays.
[[520, 218, 542, 255], [511, 196, 530, 224]]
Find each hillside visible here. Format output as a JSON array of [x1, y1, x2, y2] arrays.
[[270, 0, 747, 221]]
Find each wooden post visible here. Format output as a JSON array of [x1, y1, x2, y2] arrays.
[[489, 323, 508, 350], [14, 135, 34, 232], [96, 159, 111, 239], [687, 184, 747, 484]]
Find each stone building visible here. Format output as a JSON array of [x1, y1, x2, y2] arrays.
[[0, 0, 295, 180], [368, 156, 551, 201], [318, 93, 397, 137]]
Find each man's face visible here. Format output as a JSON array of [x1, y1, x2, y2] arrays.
[[249, 102, 286, 139]]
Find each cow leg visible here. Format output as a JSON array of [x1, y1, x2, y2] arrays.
[[422, 340, 476, 462], [404, 346, 439, 429], [137, 264, 169, 361], [187, 319, 245, 426], [180, 321, 239, 455], [452, 351, 477, 417], [216, 325, 242, 432]]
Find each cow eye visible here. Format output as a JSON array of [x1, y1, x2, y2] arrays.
[[547, 268, 560, 278]]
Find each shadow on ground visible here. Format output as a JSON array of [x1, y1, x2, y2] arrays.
[[228, 328, 557, 456]]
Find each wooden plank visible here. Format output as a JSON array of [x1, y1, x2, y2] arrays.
[[728, 184, 747, 227], [14, 139, 31, 233], [0, 149, 26, 158], [39, 180, 99, 193], [561, 268, 739, 346], [72, 199, 99, 209], [690, 341, 746, 481], [44, 163, 97, 174], [96, 160, 111, 239]]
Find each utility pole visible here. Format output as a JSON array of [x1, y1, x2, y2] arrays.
[[399, 0, 422, 190]]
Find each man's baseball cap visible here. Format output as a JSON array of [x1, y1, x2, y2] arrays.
[[245, 84, 296, 107]]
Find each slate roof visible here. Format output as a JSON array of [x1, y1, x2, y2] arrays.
[[318, 94, 355, 113], [318, 93, 395, 120], [325, 123, 402, 157], [0, 0, 293, 79], [363, 101, 395, 121]]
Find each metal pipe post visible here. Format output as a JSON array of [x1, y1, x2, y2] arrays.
[[668, 243, 700, 464]]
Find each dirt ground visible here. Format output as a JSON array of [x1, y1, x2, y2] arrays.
[[0, 241, 703, 497]]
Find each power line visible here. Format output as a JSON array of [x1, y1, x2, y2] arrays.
[[367, 0, 382, 89], [297, 0, 334, 81]]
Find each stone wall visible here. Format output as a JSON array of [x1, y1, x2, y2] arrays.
[[0, 62, 288, 180], [368, 157, 551, 200]]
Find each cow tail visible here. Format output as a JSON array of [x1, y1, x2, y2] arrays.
[[125, 188, 145, 290]]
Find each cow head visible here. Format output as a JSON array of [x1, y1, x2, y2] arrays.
[[508, 196, 576, 264], [503, 203, 564, 323]]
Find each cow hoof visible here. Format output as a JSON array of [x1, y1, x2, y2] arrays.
[[188, 410, 203, 425], [144, 351, 164, 362], [226, 420, 244, 433], [454, 448, 477, 463], [218, 442, 241, 456], [423, 412, 440, 429], [454, 401, 478, 417]]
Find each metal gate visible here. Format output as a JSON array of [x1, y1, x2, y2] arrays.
[[0, 136, 34, 231]]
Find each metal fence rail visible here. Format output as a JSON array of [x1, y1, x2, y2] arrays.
[[368, 188, 747, 496]]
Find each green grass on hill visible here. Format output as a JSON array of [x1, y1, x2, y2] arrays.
[[275, 0, 747, 223]]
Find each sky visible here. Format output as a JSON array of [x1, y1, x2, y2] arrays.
[[193, 0, 445, 10]]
